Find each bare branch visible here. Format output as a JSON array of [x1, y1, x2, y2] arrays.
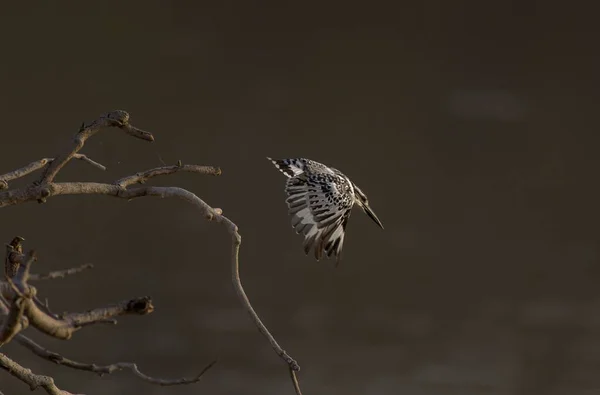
[[226, 219, 302, 380], [0, 353, 80, 395], [0, 109, 304, 394], [0, 154, 105, 191], [116, 163, 221, 188], [39, 110, 153, 184], [0, 154, 106, 190], [61, 296, 154, 327], [0, 182, 222, 211], [25, 295, 152, 340], [1, 247, 153, 340], [71, 154, 106, 171], [0, 160, 50, 190], [230, 228, 300, 370], [29, 264, 94, 281], [15, 334, 216, 386], [290, 368, 303, 395]]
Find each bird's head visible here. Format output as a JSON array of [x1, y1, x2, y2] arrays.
[[352, 183, 384, 229]]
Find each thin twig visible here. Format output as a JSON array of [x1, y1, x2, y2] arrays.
[[228, 228, 300, 370], [15, 334, 216, 385], [39, 110, 153, 184], [0, 154, 105, 191], [72, 154, 106, 171], [116, 163, 221, 188], [0, 159, 50, 189], [290, 367, 303, 395], [225, 221, 302, 385], [29, 264, 94, 281]]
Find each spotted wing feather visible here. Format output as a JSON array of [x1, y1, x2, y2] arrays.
[[284, 175, 353, 264], [267, 157, 333, 178]]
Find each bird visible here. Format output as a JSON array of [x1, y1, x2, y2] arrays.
[[267, 157, 384, 266]]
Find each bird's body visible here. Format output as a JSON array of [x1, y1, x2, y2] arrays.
[[267, 157, 384, 265]]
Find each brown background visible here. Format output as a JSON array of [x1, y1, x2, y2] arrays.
[[1, 2, 599, 394]]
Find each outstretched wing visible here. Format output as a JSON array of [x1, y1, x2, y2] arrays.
[[284, 175, 353, 265], [267, 157, 333, 178], [267, 157, 306, 178]]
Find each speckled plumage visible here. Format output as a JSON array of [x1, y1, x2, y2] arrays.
[[267, 157, 384, 266]]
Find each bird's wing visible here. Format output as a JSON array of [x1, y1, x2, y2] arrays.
[[267, 157, 334, 178], [284, 175, 353, 264], [267, 157, 307, 178]]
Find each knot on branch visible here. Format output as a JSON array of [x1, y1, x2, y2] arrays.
[[126, 297, 154, 315], [288, 358, 301, 372], [103, 110, 130, 127], [100, 110, 154, 142]]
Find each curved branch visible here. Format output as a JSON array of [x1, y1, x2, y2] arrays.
[[227, 227, 301, 372], [15, 335, 216, 386], [224, 219, 302, 394]]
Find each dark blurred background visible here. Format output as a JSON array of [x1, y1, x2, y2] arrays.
[[1, 2, 599, 394]]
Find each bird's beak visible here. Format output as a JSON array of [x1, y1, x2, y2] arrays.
[[362, 204, 384, 229]]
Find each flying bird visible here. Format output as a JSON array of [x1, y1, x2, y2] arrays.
[[267, 157, 384, 266]]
